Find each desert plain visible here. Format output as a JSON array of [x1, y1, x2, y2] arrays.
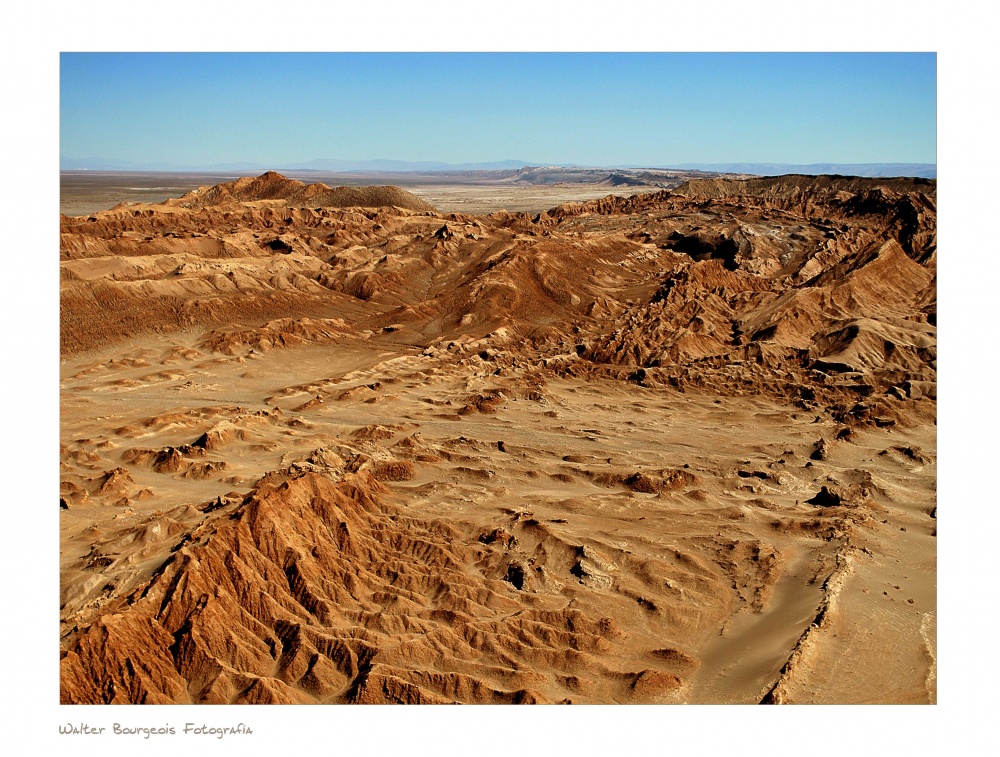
[[59, 169, 936, 704]]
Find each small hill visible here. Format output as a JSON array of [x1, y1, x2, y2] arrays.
[[295, 184, 436, 212], [176, 171, 436, 212]]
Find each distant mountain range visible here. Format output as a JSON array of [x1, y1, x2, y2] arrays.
[[60, 156, 936, 179], [671, 162, 937, 179], [59, 156, 537, 173], [292, 158, 534, 172]]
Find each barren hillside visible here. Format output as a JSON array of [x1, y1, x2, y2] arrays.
[[60, 172, 936, 704]]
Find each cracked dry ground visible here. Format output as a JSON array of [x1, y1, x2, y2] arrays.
[[59, 172, 936, 703]]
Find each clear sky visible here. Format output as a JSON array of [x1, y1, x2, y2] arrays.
[[60, 52, 935, 167]]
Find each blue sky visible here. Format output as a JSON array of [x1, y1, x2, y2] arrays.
[[61, 52, 936, 167]]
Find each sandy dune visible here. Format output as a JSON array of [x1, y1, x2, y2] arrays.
[[59, 171, 936, 704]]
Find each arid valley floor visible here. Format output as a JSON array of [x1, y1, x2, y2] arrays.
[[59, 170, 936, 704]]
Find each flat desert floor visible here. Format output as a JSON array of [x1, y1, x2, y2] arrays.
[[59, 171, 936, 704], [60, 169, 686, 217]]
